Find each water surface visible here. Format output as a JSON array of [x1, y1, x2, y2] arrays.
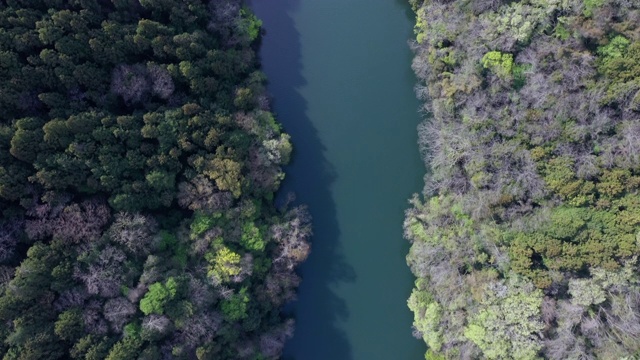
[[251, 1, 426, 358]]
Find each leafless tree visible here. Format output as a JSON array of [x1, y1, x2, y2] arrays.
[[148, 63, 174, 99], [25, 199, 110, 243], [541, 296, 557, 327], [0, 266, 14, 286], [178, 312, 222, 347], [126, 281, 148, 304], [103, 297, 136, 332], [54, 287, 89, 312], [0, 219, 21, 263], [177, 175, 233, 212], [82, 300, 108, 335], [139, 254, 166, 286], [230, 253, 253, 283], [74, 246, 127, 298], [111, 64, 150, 104], [259, 319, 295, 359], [270, 206, 311, 271], [187, 276, 216, 307], [247, 146, 280, 192], [108, 212, 158, 255], [142, 314, 172, 337], [208, 0, 241, 46]]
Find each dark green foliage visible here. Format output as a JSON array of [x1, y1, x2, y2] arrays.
[[221, 287, 250, 321], [54, 309, 84, 342], [406, 0, 640, 358], [0, 1, 312, 359]]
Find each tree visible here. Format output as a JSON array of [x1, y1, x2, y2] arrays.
[[463, 277, 544, 359], [108, 212, 157, 255], [221, 287, 249, 321], [105, 337, 143, 360], [110, 64, 150, 105], [55, 308, 84, 342], [141, 314, 171, 341], [74, 246, 127, 298], [206, 246, 242, 284], [270, 206, 312, 270], [0, 2, 305, 357], [482, 51, 514, 79], [259, 319, 294, 358], [240, 221, 265, 251], [140, 282, 171, 315], [10, 118, 44, 163], [103, 298, 136, 332], [139, 278, 180, 316]]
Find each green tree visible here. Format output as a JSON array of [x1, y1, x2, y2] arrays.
[[54, 309, 84, 342], [139, 278, 178, 315], [221, 287, 249, 321], [240, 222, 265, 251], [481, 51, 514, 79]]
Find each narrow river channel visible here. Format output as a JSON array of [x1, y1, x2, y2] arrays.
[[251, 0, 427, 358]]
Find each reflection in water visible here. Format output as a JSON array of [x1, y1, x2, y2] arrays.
[[250, 0, 355, 359]]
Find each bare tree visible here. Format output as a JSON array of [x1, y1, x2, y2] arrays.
[[74, 246, 127, 298], [54, 287, 89, 312], [0, 220, 21, 263], [148, 63, 174, 99], [259, 319, 294, 359], [270, 206, 311, 271], [82, 300, 109, 335], [208, 0, 241, 46], [178, 312, 222, 347], [25, 199, 110, 244], [0, 266, 14, 286], [103, 297, 136, 332], [108, 212, 158, 255], [111, 64, 150, 104], [177, 175, 233, 212], [142, 314, 172, 336], [187, 276, 216, 308]]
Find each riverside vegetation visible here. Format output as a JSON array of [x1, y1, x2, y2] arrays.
[[0, 0, 310, 359], [405, 0, 640, 358]]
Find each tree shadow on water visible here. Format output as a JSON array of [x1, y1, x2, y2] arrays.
[[248, 0, 355, 359]]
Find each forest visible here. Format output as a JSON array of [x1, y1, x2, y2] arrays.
[[0, 0, 310, 359], [405, 0, 640, 358]]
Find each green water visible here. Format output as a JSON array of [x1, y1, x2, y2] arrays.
[[250, 0, 426, 358]]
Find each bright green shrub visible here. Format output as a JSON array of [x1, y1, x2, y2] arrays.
[[206, 247, 242, 283], [139, 278, 179, 315], [482, 51, 514, 79]]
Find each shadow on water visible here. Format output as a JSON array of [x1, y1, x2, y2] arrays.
[[395, 0, 416, 17], [248, 0, 355, 359]]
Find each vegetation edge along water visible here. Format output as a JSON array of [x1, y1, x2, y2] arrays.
[[0, 1, 309, 359], [405, 0, 640, 359]]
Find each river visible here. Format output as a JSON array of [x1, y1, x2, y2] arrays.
[[250, 0, 426, 358]]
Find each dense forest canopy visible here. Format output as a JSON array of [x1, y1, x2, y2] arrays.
[[405, 0, 640, 358], [0, 0, 310, 359]]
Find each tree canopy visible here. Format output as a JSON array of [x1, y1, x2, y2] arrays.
[[0, 1, 310, 359], [406, 0, 640, 358]]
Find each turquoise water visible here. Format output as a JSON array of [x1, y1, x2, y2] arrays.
[[251, 1, 426, 358]]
